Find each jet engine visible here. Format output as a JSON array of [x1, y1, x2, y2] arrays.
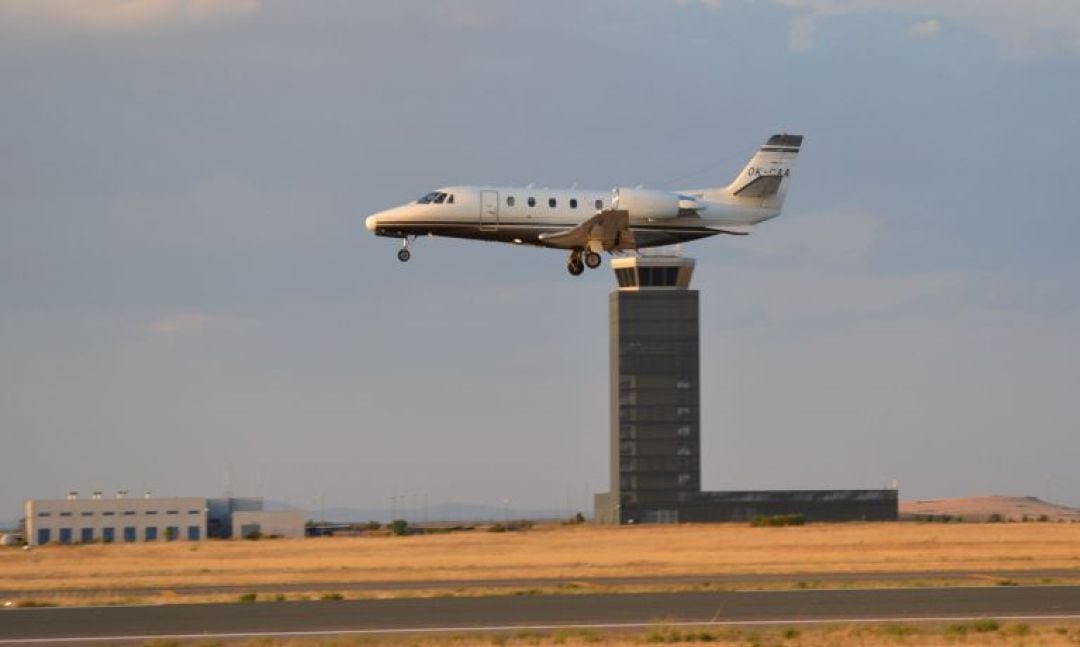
[[612, 188, 698, 219]]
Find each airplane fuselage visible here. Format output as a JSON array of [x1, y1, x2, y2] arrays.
[[365, 186, 776, 249]]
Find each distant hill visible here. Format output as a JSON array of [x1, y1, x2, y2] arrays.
[[298, 502, 572, 524], [901, 496, 1080, 522]]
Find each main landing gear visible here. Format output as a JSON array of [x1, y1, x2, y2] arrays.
[[397, 237, 411, 262], [567, 250, 603, 276]]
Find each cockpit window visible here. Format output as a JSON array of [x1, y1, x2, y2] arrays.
[[417, 191, 440, 204], [434, 193, 447, 204], [447, 194, 454, 204]]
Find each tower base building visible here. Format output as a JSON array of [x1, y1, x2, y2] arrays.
[[595, 256, 897, 524]]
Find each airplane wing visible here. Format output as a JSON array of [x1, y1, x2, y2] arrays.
[[538, 209, 635, 251]]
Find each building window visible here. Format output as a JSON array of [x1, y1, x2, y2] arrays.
[[37, 529, 51, 544], [676, 406, 691, 416], [37, 512, 51, 518], [123, 527, 137, 542], [527, 197, 536, 207], [59, 528, 73, 544], [59, 512, 72, 517], [103, 511, 115, 516], [123, 511, 135, 516], [570, 199, 578, 209], [187, 526, 201, 541], [103, 527, 115, 543], [595, 199, 603, 210], [678, 474, 692, 486], [677, 425, 691, 437], [187, 510, 201, 515], [507, 196, 515, 207], [81, 511, 93, 517], [677, 446, 692, 457], [145, 527, 158, 542], [676, 380, 691, 389], [166, 510, 178, 515], [548, 197, 556, 208], [80, 528, 93, 543]]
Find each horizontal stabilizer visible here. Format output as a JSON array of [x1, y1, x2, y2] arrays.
[[733, 175, 782, 198]]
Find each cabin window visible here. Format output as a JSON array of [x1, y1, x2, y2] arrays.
[[528, 197, 536, 207], [417, 191, 440, 204], [570, 199, 578, 209], [433, 193, 446, 204], [507, 196, 515, 207], [548, 198, 556, 208], [595, 199, 603, 210]]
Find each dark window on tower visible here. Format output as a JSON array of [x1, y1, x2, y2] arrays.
[[570, 199, 578, 209], [595, 199, 603, 210], [507, 196, 515, 207], [548, 198, 556, 208], [528, 197, 536, 207]]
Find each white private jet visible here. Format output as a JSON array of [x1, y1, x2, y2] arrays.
[[365, 134, 802, 276]]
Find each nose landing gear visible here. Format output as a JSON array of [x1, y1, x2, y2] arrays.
[[397, 237, 412, 262]]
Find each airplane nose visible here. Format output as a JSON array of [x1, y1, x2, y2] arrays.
[[365, 215, 378, 232]]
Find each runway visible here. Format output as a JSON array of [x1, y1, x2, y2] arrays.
[[2, 585, 1079, 645]]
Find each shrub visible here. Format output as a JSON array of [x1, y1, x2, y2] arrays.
[[750, 514, 805, 527], [988, 513, 1004, 523], [15, 600, 56, 608], [237, 592, 257, 603], [390, 519, 408, 536], [320, 592, 344, 601]]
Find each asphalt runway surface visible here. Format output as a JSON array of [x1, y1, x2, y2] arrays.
[[2, 568, 1078, 599], [2, 585, 1080, 645]]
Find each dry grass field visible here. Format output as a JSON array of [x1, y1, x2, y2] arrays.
[[3, 522, 1080, 596]]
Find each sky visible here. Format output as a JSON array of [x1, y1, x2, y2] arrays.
[[2, 0, 1079, 521]]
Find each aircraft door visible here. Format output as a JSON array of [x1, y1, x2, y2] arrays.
[[480, 190, 499, 230]]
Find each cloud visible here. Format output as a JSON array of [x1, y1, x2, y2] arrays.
[[0, 0, 260, 31], [147, 311, 240, 336], [788, 12, 817, 52], [909, 18, 941, 40], [686, 0, 1080, 58]]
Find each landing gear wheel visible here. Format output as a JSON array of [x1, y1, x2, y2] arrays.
[[397, 248, 411, 262], [584, 251, 602, 269], [567, 250, 585, 276]]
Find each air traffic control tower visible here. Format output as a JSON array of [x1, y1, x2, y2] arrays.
[[595, 255, 897, 524]]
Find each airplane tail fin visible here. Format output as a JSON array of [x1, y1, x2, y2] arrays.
[[708, 134, 803, 211]]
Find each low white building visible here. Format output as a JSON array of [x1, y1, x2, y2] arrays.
[[23, 494, 298, 545], [233, 510, 306, 539]]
